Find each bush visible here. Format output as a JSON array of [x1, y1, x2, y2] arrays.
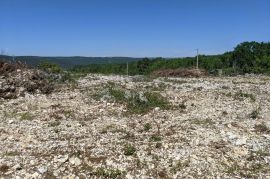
[[93, 167, 124, 179], [123, 144, 136, 156], [38, 61, 62, 73], [144, 123, 152, 131], [234, 91, 256, 102], [127, 92, 170, 114]]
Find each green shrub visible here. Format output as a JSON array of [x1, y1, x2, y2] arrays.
[[149, 134, 162, 142], [250, 109, 259, 119], [127, 92, 170, 114], [123, 144, 136, 156], [108, 87, 126, 103], [38, 61, 62, 73], [93, 167, 124, 179], [144, 123, 152, 131], [234, 91, 256, 102], [20, 112, 34, 121]]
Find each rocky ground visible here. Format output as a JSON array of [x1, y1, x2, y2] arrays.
[[0, 73, 270, 178]]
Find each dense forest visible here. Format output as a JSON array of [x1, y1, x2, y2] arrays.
[[71, 41, 270, 76]]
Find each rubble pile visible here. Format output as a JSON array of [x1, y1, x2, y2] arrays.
[[0, 73, 270, 178], [0, 61, 54, 99]]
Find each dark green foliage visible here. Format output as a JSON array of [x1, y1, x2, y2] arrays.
[[144, 123, 152, 131], [137, 58, 151, 74], [70, 41, 270, 76], [250, 109, 259, 119], [3, 41, 269, 76]]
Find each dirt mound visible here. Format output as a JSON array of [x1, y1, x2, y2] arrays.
[[0, 61, 54, 99], [152, 68, 208, 77]]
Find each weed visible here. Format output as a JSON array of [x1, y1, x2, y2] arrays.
[[234, 91, 256, 102], [4, 151, 20, 156], [151, 83, 167, 91], [171, 160, 190, 173], [224, 162, 240, 174], [254, 123, 269, 133], [250, 109, 259, 119], [155, 142, 162, 148], [92, 167, 124, 179], [19, 112, 34, 121], [127, 92, 170, 114], [191, 118, 215, 126], [108, 87, 126, 103], [165, 78, 188, 85], [123, 144, 136, 156], [53, 128, 60, 133], [247, 148, 270, 161], [144, 123, 152, 131], [179, 102, 186, 109], [149, 134, 162, 142], [48, 120, 61, 127]]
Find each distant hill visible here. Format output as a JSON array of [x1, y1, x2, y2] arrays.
[[0, 55, 142, 69]]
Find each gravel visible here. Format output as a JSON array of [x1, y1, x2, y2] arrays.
[[0, 74, 270, 178]]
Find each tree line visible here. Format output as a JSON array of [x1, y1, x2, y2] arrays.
[[71, 41, 270, 75]]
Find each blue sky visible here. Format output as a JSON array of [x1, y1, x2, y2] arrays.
[[0, 0, 269, 57]]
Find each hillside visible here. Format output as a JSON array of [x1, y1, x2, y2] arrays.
[[0, 55, 142, 69]]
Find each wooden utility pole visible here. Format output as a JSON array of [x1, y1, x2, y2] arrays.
[[196, 49, 199, 69], [126, 62, 129, 76]]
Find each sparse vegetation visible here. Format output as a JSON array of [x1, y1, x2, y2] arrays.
[[254, 123, 269, 133], [149, 134, 162, 142], [234, 91, 256, 102], [19, 112, 34, 121], [171, 160, 190, 173], [123, 144, 136, 156], [92, 167, 125, 179], [144, 123, 152, 131], [48, 120, 61, 127], [250, 109, 259, 119], [191, 118, 215, 126], [108, 86, 126, 103], [126, 91, 170, 114]]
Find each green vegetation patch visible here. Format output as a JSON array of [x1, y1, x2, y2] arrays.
[[123, 144, 136, 156], [126, 91, 170, 114], [93, 83, 171, 114], [19, 112, 34, 121], [91, 167, 125, 179], [234, 91, 256, 102]]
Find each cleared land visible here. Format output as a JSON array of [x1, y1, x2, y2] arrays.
[[1, 73, 270, 178]]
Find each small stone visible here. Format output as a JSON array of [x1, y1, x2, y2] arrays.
[[37, 166, 47, 174], [32, 172, 40, 178], [8, 120, 14, 124], [235, 137, 247, 146], [14, 164, 22, 170], [69, 157, 82, 166], [55, 155, 69, 164]]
